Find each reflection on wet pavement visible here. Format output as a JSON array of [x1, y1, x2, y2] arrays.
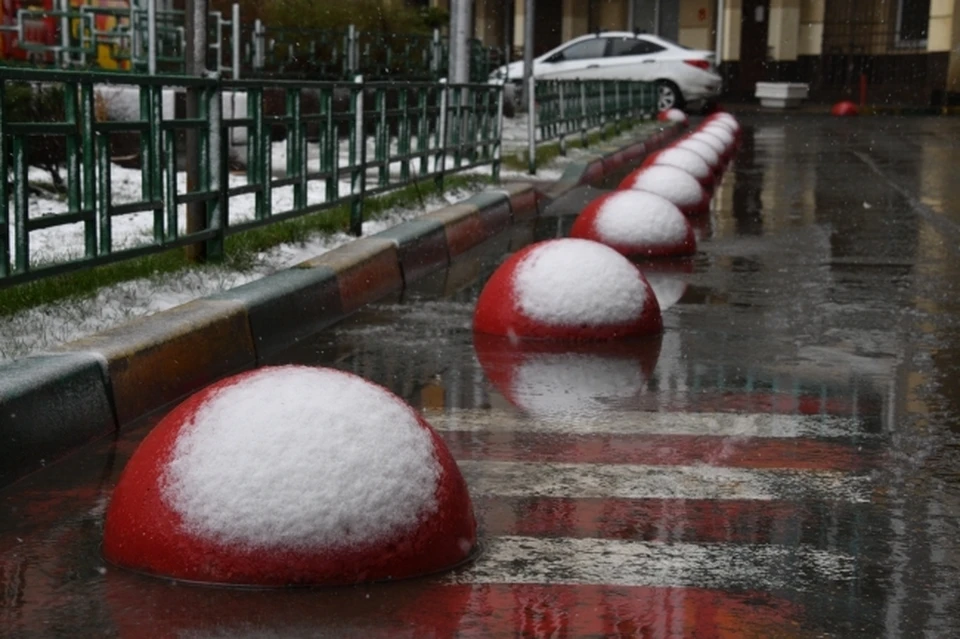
[[3, 117, 960, 638]]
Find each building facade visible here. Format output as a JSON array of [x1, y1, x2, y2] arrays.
[[418, 0, 960, 106]]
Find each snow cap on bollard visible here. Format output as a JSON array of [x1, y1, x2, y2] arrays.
[[673, 137, 722, 175], [831, 101, 859, 117], [102, 366, 476, 587], [618, 164, 711, 216], [699, 123, 736, 150], [690, 130, 731, 164], [641, 146, 714, 190], [570, 190, 696, 258], [657, 108, 688, 126], [473, 238, 662, 340]]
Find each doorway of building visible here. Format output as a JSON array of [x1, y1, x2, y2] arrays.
[[738, 0, 770, 93], [534, 0, 563, 55]]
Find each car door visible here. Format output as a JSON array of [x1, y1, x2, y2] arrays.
[[594, 36, 667, 81], [534, 37, 611, 80]]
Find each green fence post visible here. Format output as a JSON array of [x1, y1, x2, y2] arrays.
[[579, 80, 588, 148], [350, 74, 365, 236], [164, 128, 178, 242], [64, 83, 81, 219], [12, 136, 28, 274], [206, 82, 224, 260], [321, 87, 337, 204], [0, 80, 8, 277], [97, 133, 112, 257], [493, 80, 504, 182], [398, 87, 411, 182], [375, 86, 388, 187], [80, 82, 96, 258], [435, 78, 448, 191]]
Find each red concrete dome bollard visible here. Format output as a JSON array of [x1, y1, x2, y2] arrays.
[[831, 100, 859, 117], [102, 366, 476, 587], [473, 238, 662, 340], [570, 191, 696, 258], [641, 147, 714, 191], [689, 130, 733, 166], [672, 137, 723, 177], [618, 165, 711, 216], [657, 108, 689, 126]]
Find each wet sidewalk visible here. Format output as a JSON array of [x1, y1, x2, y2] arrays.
[[3, 116, 960, 637]]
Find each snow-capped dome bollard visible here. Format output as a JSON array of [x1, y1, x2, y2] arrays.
[[699, 123, 736, 152], [473, 238, 662, 340], [102, 366, 476, 587], [831, 101, 859, 117], [690, 130, 732, 164], [657, 108, 688, 126], [640, 146, 714, 191], [618, 165, 711, 216], [673, 137, 723, 176], [570, 191, 696, 258]]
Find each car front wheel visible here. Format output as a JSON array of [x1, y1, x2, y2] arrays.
[[657, 81, 685, 112]]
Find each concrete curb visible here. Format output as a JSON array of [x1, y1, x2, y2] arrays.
[[0, 121, 680, 488]]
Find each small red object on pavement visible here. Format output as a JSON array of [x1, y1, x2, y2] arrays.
[[831, 101, 859, 117]]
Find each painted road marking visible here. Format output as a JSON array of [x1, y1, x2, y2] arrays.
[[458, 460, 873, 503], [473, 496, 860, 543], [427, 409, 873, 439], [441, 430, 875, 471], [451, 536, 855, 590]]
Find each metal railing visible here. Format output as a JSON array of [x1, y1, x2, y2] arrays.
[[523, 79, 657, 173], [0, 68, 505, 288]]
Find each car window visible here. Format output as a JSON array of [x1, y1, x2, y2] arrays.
[[552, 38, 608, 62], [608, 38, 667, 57]]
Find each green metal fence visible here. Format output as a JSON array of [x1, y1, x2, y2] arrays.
[[0, 68, 504, 288], [536, 79, 658, 155]]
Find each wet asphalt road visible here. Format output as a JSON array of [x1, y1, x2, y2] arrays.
[[2, 116, 960, 638]]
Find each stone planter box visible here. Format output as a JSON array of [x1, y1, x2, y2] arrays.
[[755, 82, 809, 108]]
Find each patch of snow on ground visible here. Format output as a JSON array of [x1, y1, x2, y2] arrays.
[[595, 191, 689, 246], [163, 366, 440, 550], [514, 239, 647, 326]]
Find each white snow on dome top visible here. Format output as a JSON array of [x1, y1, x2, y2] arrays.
[[162, 366, 441, 550], [512, 353, 645, 417], [594, 191, 688, 246], [675, 139, 720, 167], [701, 125, 734, 146], [625, 165, 703, 208], [652, 147, 710, 179], [691, 132, 726, 154], [662, 108, 687, 123], [514, 239, 647, 326]]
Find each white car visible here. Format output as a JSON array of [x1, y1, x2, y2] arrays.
[[491, 32, 722, 113]]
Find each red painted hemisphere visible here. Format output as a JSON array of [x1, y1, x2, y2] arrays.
[[473, 238, 662, 340], [831, 100, 859, 117], [618, 165, 711, 216], [103, 366, 476, 587], [570, 190, 696, 258], [657, 108, 689, 126], [640, 147, 714, 191]]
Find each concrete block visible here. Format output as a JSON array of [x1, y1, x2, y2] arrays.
[[209, 267, 342, 361], [0, 353, 116, 487], [496, 183, 541, 221], [463, 191, 512, 237], [57, 299, 256, 426], [373, 219, 450, 285], [298, 238, 403, 313], [421, 203, 487, 259]]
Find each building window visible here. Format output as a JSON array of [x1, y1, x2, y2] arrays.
[[897, 0, 930, 45]]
